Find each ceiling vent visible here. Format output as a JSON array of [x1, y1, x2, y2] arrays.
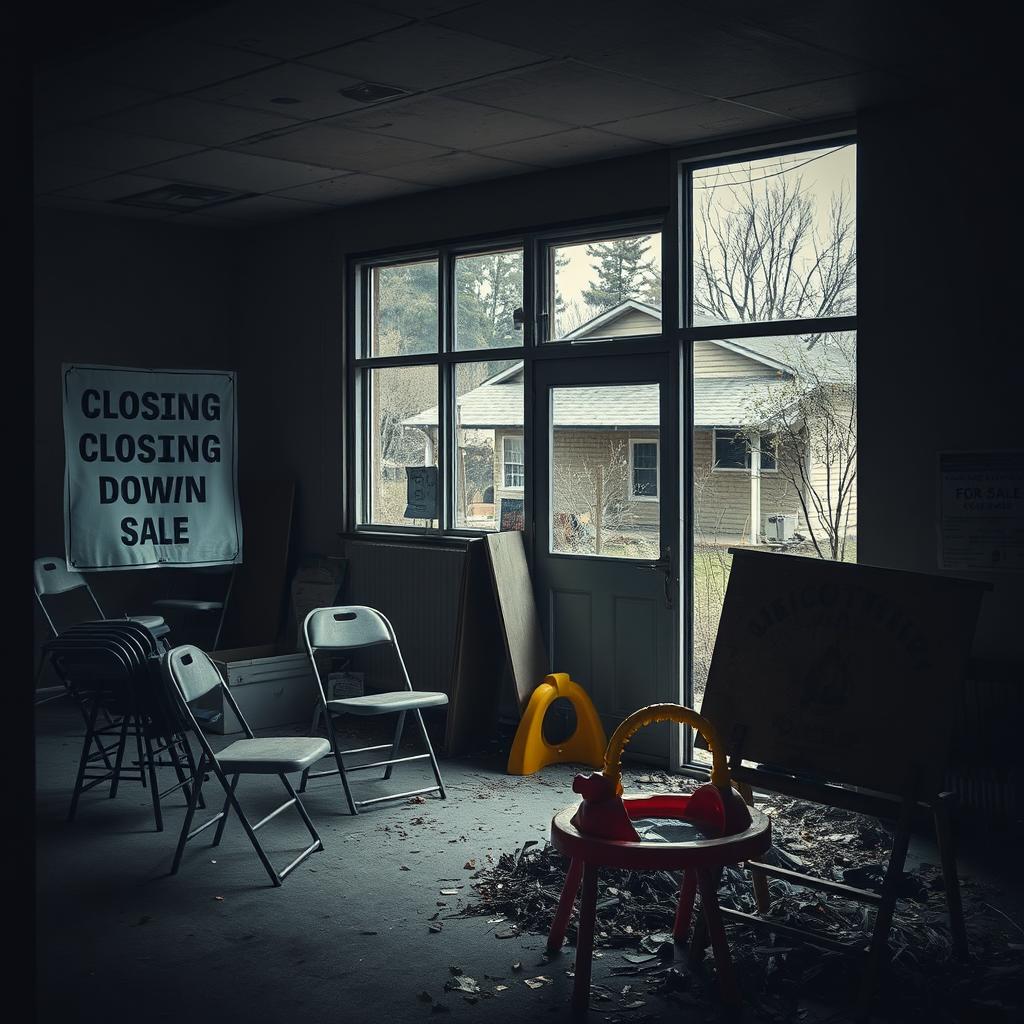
[[112, 184, 253, 212], [338, 81, 408, 103]]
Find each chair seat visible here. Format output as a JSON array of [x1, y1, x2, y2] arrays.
[[153, 599, 224, 612], [128, 615, 169, 634], [216, 736, 332, 774], [327, 691, 449, 716]]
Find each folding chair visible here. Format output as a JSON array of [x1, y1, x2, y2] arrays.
[[153, 565, 235, 651], [47, 622, 202, 830], [160, 645, 330, 887], [33, 556, 169, 640], [300, 606, 448, 815]]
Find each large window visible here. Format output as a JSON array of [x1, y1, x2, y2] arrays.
[[686, 140, 858, 765], [630, 440, 659, 499], [355, 248, 525, 533]]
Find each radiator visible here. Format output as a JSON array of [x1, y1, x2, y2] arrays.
[[340, 539, 467, 701], [945, 659, 1022, 824]]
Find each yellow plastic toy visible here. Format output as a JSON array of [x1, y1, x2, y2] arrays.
[[507, 672, 608, 776]]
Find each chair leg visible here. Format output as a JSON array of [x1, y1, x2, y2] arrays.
[[547, 856, 584, 954], [696, 868, 741, 1007], [133, 712, 147, 789], [673, 869, 698, 942], [216, 771, 283, 887], [384, 712, 406, 780], [933, 792, 969, 960], [109, 714, 130, 799], [141, 725, 164, 832], [212, 774, 238, 846], [171, 761, 206, 876], [177, 734, 206, 810], [280, 773, 323, 851], [414, 709, 446, 799], [572, 862, 600, 1013], [68, 699, 102, 822], [326, 715, 358, 815]]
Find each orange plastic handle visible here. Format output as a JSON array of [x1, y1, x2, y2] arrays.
[[603, 703, 730, 793]]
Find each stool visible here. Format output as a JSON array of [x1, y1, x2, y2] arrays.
[[547, 795, 771, 1012]]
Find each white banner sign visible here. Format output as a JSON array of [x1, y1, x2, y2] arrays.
[[63, 364, 242, 571]]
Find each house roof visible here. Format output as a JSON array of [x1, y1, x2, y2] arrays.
[[403, 300, 852, 432], [405, 373, 792, 430]]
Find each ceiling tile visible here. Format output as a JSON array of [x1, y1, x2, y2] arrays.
[[375, 150, 538, 185], [190, 193, 334, 220], [34, 126, 204, 173], [62, 35, 279, 94], [446, 60, 702, 125], [475, 128, 655, 168], [94, 97, 303, 148], [599, 100, 794, 145], [163, 212, 253, 228], [301, 23, 547, 91], [52, 174, 180, 202], [175, 0, 410, 59], [732, 71, 909, 120], [230, 123, 449, 171], [192, 62, 372, 119], [332, 95, 570, 148], [138, 149, 339, 192], [271, 173, 427, 206], [359, 0, 470, 15], [35, 195, 175, 221], [584, 24, 864, 99], [34, 162, 114, 195], [33, 76, 162, 128]]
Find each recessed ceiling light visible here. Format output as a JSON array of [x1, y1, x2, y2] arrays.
[[112, 184, 253, 212], [338, 81, 408, 103]]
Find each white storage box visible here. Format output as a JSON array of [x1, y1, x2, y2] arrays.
[[201, 645, 319, 735]]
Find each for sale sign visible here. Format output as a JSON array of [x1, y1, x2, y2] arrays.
[[62, 364, 242, 571]]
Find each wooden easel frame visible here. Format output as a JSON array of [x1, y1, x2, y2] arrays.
[[718, 734, 967, 1010]]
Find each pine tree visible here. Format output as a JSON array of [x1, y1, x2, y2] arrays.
[[581, 235, 656, 311]]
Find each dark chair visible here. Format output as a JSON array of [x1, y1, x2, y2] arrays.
[[152, 565, 235, 651]]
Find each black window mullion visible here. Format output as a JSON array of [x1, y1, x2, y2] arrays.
[[438, 245, 451, 531]]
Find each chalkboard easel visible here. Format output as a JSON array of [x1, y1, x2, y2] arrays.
[[697, 548, 989, 1009]]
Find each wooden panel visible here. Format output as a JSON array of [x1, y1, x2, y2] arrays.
[[485, 531, 549, 712], [551, 588, 592, 695], [446, 538, 506, 755], [699, 549, 988, 793]]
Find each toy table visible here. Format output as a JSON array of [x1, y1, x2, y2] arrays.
[[547, 794, 771, 1012]]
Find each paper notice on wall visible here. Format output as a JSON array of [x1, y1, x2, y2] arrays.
[[939, 450, 1024, 572]]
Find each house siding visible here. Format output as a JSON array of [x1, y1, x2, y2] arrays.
[[806, 392, 858, 542], [586, 307, 662, 339], [693, 341, 775, 378]]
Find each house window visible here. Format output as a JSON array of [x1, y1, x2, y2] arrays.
[[547, 230, 663, 342], [630, 440, 659, 499], [712, 430, 779, 471], [503, 436, 524, 489], [355, 247, 525, 533]]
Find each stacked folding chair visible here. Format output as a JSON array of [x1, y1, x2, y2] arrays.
[[44, 621, 203, 831]]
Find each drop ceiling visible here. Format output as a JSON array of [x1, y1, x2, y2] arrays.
[[32, 0, 954, 227]]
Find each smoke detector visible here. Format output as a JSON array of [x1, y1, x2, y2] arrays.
[[338, 81, 408, 103]]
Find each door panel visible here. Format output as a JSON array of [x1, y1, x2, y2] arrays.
[[533, 355, 676, 762]]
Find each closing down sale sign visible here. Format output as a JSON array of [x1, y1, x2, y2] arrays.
[[63, 364, 242, 571]]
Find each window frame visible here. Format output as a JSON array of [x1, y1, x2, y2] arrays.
[[711, 429, 778, 473], [628, 438, 660, 501]]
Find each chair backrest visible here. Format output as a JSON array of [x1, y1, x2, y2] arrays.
[[303, 606, 394, 652], [34, 557, 105, 636], [162, 644, 225, 703]]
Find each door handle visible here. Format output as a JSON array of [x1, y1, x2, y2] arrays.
[[643, 546, 673, 609]]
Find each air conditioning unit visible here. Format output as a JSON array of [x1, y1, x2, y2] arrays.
[[762, 513, 799, 542]]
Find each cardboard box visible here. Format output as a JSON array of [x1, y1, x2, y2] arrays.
[[201, 645, 319, 735]]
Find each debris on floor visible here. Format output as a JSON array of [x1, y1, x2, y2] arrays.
[[460, 785, 1024, 1022]]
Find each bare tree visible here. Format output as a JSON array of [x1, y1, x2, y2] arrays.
[[693, 150, 857, 560]]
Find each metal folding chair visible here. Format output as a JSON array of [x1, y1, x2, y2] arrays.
[[153, 565, 235, 651], [300, 606, 449, 815], [46, 622, 202, 830], [160, 645, 330, 887]]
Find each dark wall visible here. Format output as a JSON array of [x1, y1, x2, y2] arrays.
[[34, 208, 235, 646]]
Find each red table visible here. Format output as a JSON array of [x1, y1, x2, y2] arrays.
[[547, 794, 771, 1012]]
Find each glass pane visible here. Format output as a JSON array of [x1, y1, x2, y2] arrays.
[[368, 259, 438, 357], [366, 365, 438, 527], [692, 144, 856, 326], [690, 331, 857, 762], [550, 384, 660, 558], [454, 249, 524, 351], [454, 360, 524, 531], [550, 232, 662, 341]]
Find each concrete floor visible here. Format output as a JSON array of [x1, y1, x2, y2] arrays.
[[35, 698, 1023, 1024]]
